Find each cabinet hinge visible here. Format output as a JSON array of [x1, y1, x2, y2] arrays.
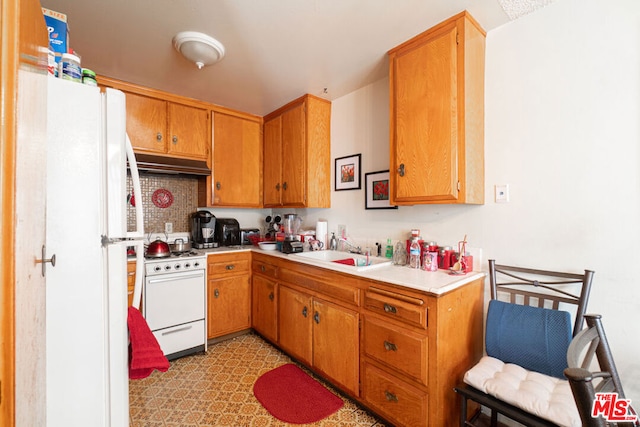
[[456, 32, 459, 45], [457, 181, 461, 192]]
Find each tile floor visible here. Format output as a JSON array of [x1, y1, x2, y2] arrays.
[[129, 332, 386, 426]]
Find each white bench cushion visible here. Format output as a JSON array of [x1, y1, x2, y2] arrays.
[[464, 356, 580, 427]]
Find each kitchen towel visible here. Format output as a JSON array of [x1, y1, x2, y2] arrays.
[[127, 306, 169, 379]]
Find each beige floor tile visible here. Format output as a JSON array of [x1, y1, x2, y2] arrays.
[[130, 332, 384, 426]]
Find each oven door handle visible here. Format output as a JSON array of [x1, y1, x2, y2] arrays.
[[147, 272, 204, 284]]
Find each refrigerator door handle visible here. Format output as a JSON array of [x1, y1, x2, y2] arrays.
[[125, 135, 144, 240]]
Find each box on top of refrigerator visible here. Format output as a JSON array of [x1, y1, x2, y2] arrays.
[[42, 7, 69, 63]]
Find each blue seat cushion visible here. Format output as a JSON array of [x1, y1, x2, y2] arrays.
[[485, 300, 572, 378]]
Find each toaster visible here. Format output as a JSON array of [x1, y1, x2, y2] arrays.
[[214, 218, 241, 246]]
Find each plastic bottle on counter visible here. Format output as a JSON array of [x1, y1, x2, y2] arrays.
[[385, 238, 393, 259], [408, 236, 421, 269]]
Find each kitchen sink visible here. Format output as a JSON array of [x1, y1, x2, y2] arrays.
[[290, 250, 393, 271]]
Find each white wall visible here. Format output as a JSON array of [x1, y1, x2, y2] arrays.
[[299, 0, 640, 403]]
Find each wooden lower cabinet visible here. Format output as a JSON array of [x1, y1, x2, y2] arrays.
[[207, 252, 251, 339], [127, 260, 136, 307], [278, 284, 359, 396], [250, 252, 484, 427]]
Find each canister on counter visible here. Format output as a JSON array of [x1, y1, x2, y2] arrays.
[[422, 250, 438, 272], [438, 246, 454, 270], [59, 52, 82, 83], [82, 68, 98, 86]]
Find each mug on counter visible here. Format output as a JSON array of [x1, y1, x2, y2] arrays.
[[307, 239, 324, 251]]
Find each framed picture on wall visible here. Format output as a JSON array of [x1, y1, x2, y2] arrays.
[[365, 170, 397, 210], [334, 154, 361, 191]]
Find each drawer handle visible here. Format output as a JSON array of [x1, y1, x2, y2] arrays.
[[162, 325, 192, 335], [214, 289, 220, 298], [383, 340, 398, 352], [384, 303, 397, 314], [226, 264, 235, 270], [261, 265, 266, 272], [268, 292, 274, 301], [385, 391, 398, 403], [302, 306, 308, 318]]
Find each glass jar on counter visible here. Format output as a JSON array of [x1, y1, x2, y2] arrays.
[[393, 242, 407, 266]]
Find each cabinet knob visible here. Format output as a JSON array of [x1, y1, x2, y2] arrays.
[[383, 340, 398, 352], [216, 181, 221, 190], [268, 292, 274, 301], [313, 311, 320, 324], [383, 303, 398, 314], [282, 181, 288, 191], [275, 183, 280, 191], [225, 264, 235, 270], [36, 245, 56, 277], [172, 135, 178, 144], [302, 306, 308, 318], [260, 265, 266, 272], [214, 288, 219, 298], [156, 132, 163, 142], [384, 391, 398, 403], [397, 163, 405, 177]]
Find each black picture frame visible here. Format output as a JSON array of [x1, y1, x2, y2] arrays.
[[334, 154, 361, 191], [365, 170, 397, 210]]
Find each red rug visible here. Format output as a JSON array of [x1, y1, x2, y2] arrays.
[[253, 363, 344, 424]]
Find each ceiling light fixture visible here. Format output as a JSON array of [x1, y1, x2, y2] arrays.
[[172, 31, 225, 69]]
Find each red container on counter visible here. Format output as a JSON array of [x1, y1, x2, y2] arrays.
[[438, 246, 454, 270]]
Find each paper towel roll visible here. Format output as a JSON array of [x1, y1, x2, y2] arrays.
[[315, 221, 328, 249]]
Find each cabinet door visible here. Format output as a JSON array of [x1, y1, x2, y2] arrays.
[[125, 92, 167, 154], [391, 24, 458, 203], [280, 103, 306, 206], [212, 112, 262, 207], [278, 285, 312, 365], [312, 299, 359, 395], [207, 275, 251, 339], [263, 116, 282, 207], [251, 274, 278, 343], [167, 102, 209, 160], [127, 261, 136, 307]]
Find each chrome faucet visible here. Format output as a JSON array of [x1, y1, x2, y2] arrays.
[[339, 237, 362, 254]]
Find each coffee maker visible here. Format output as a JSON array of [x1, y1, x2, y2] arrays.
[[191, 211, 217, 249], [281, 213, 303, 254]]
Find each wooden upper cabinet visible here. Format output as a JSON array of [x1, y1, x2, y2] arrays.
[[124, 92, 167, 153], [97, 76, 210, 161], [389, 11, 485, 205], [263, 94, 331, 208], [167, 103, 209, 159], [211, 111, 262, 207]]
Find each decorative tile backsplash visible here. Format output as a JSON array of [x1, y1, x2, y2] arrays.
[[127, 173, 199, 234]]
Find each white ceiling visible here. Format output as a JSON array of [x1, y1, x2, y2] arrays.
[[39, 0, 552, 116]]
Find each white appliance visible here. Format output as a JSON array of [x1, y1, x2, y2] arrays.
[[45, 78, 145, 426], [143, 253, 207, 359]]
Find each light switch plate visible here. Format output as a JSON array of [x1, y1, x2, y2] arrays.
[[495, 185, 510, 203]]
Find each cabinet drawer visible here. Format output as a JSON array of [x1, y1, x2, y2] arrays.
[[362, 362, 428, 427], [362, 316, 428, 386], [153, 319, 205, 357], [207, 253, 250, 277], [279, 267, 360, 307], [252, 259, 277, 279], [364, 287, 427, 329]]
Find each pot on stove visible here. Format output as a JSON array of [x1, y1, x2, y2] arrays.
[[169, 238, 192, 253], [146, 239, 171, 258]]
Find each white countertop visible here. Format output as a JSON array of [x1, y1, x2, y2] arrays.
[[200, 245, 486, 296]]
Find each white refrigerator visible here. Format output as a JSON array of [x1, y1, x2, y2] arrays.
[[45, 77, 145, 426]]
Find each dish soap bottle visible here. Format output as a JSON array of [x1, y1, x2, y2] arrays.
[[385, 238, 393, 259], [329, 232, 338, 250]]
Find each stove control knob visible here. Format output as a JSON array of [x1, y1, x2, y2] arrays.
[[164, 265, 172, 271], [154, 265, 162, 272], [174, 263, 181, 270], [194, 261, 200, 268], [184, 262, 191, 269]]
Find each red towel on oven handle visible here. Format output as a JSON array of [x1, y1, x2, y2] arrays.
[[127, 306, 169, 379]]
